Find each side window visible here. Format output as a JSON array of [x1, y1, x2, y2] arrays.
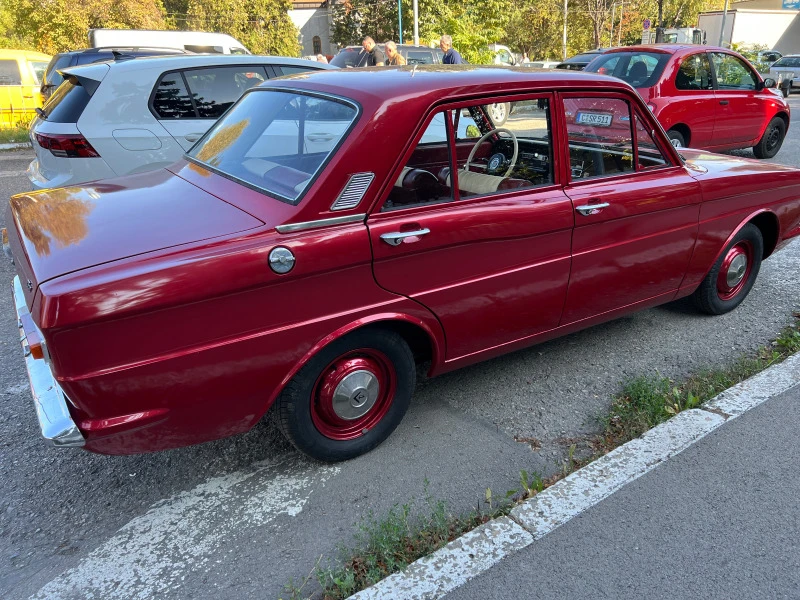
[[564, 97, 634, 180], [0, 60, 22, 85], [711, 53, 758, 90], [184, 66, 268, 119], [277, 65, 318, 76], [634, 115, 670, 170], [313, 36, 322, 55], [152, 72, 196, 119], [383, 112, 454, 210], [675, 53, 712, 90], [618, 53, 662, 87]]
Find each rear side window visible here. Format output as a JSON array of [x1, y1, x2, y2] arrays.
[[277, 65, 318, 76], [675, 53, 712, 90], [184, 66, 268, 118], [43, 55, 75, 89], [0, 60, 22, 85], [152, 72, 195, 118], [406, 51, 434, 65], [42, 79, 92, 122]]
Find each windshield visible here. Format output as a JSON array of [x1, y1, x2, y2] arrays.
[[29, 61, 48, 84], [330, 49, 366, 68], [585, 51, 671, 88], [773, 57, 800, 68], [188, 90, 359, 203]]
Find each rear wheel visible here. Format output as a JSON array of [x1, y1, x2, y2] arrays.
[[667, 129, 686, 148], [275, 329, 415, 462], [691, 223, 763, 315], [753, 117, 786, 159]]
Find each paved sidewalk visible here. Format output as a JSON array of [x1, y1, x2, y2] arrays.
[[446, 383, 800, 599]]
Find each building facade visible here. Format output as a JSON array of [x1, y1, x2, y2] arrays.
[[289, 1, 336, 57]]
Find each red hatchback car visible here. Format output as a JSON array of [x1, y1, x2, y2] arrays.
[[585, 45, 790, 158], [5, 67, 800, 462]]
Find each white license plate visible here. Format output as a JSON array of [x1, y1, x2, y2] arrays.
[[576, 112, 613, 127]]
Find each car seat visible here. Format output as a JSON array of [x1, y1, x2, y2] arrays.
[[627, 61, 648, 86]]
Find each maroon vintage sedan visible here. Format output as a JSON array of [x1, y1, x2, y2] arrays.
[[5, 67, 800, 462], [585, 45, 790, 158]]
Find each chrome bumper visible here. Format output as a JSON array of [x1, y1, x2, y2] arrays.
[[12, 275, 85, 447]]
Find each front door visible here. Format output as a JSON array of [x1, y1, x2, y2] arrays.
[[369, 96, 574, 360], [710, 52, 767, 147], [559, 93, 701, 324]]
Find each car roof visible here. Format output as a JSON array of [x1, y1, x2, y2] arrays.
[[62, 54, 336, 75], [54, 47, 189, 57], [264, 64, 633, 104], [0, 49, 51, 61], [604, 44, 733, 55]]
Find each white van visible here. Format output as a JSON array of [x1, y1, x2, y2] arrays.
[[88, 29, 250, 55]]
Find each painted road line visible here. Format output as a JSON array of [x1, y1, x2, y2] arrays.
[[31, 455, 339, 600], [350, 350, 800, 600], [0, 170, 27, 178]]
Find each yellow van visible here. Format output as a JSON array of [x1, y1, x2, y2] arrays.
[[0, 49, 51, 128]]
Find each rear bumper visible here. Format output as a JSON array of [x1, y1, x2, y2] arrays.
[[27, 155, 116, 190], [12, 275, 85, 447]]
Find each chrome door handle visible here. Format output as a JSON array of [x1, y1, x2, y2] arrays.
[[576, 202, 610, 216], [184, 133, 203, 142], [380, 228, 430, 246], [307, 133, 334, 142]]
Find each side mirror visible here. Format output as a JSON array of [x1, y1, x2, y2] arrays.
[[763, 78, 777, 89]]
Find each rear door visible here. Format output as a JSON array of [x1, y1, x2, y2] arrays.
[[369, 94, 574, 360], [153, 65, 270, 150], [559, 92, 701, 324], [710, 52, 767, 146]]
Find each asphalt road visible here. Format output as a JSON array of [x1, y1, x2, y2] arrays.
[[2, 96, 800, 600]]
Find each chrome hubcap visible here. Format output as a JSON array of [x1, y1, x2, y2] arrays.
[[670, 137, 682, 148], [331, 370, 380, 420], [726, 254, 748, 288]]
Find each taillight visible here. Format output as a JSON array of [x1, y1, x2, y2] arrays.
[[35, 132, 99, 158]]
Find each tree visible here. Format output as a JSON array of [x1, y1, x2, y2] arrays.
[[187, 0, 299, 55]]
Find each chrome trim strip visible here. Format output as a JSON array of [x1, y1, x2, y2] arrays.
[[12, 276, 85, 447], [276, 213, 366, 233]]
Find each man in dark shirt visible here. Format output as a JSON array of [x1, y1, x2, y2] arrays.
[[362, 36, 385, 66], [440, 35, 464, 64]]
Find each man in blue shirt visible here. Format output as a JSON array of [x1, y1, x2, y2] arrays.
[[439, 35, 464, 64]]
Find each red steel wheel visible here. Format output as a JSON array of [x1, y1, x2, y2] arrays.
[[692, 223, 763, 316], [715, 240, 754, 301], [311, 349, 396, 441], [275, 328, 415, 462]]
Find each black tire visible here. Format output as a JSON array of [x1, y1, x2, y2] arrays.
[[667, 129, 686, 149], [691, 223, 763, 315], [275, 328, 415, 462], [753, 116, 786, 159]]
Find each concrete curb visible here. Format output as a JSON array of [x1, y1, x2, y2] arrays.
[[349, 351, 800, 600], [0, 142, 31, 151]]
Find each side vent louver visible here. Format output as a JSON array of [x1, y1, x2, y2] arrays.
[[331, 172, 374, 211]]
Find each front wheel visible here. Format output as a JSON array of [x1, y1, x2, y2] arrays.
[[275, 328, 415, 462], [691, 223, 763, 315], [753, 117, 786, 159]]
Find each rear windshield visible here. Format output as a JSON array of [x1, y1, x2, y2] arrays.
[[585, 51, 671, 88], [42, 79, 92, 123], [43, 55, 74, 89], [330, 49, 365, 68], [187, 90, 359, 203], [773, 57, 800, 68]]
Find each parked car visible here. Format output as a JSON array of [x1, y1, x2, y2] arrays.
[[555, 49, 607, 71], [6, 67, 800, 461], [0, 49, 51, 127], [585, 45, 790, 158], [330, 44, 444, 68], [487, 43, 516, 65], [769, 55, 799, 97], [523, 60, 560, 69], [27, 54, 332, 190], [40, 47, 191, 101]]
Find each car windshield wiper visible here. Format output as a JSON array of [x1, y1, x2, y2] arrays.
[[35, 107, 47, 120]]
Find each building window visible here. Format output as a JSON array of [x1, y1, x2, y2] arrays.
[[313, 36, 322, 55]]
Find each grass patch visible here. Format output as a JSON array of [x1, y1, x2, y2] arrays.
[[283, 314, 800, 599], [0, 126, 30, 145]]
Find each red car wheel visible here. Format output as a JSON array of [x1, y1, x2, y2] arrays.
[[275, 328, 415, 461], [692, 223, 763, 315]]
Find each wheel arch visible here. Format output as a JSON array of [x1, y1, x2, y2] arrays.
[[668, 123, 691, 146], [705, 210, 779, 277], [263, 313, 445, 415]]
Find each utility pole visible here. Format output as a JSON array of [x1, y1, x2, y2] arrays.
[[562, 0, 568, 61], [413, 0, 419, 45], [610, 3, 616, 47], [718, 0, 729, 47], [655, 0, 664, 42], [617, 0, 624, 46], [398, 0, 403, 42]]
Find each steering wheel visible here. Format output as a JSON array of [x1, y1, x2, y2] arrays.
[[465, 128, 518, 178]]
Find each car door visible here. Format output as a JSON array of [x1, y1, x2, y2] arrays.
[[368, 95, 574, 360], [710, 52, 767, 146], [559, 92, 701, 324], [153, 65, 270, 150]]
